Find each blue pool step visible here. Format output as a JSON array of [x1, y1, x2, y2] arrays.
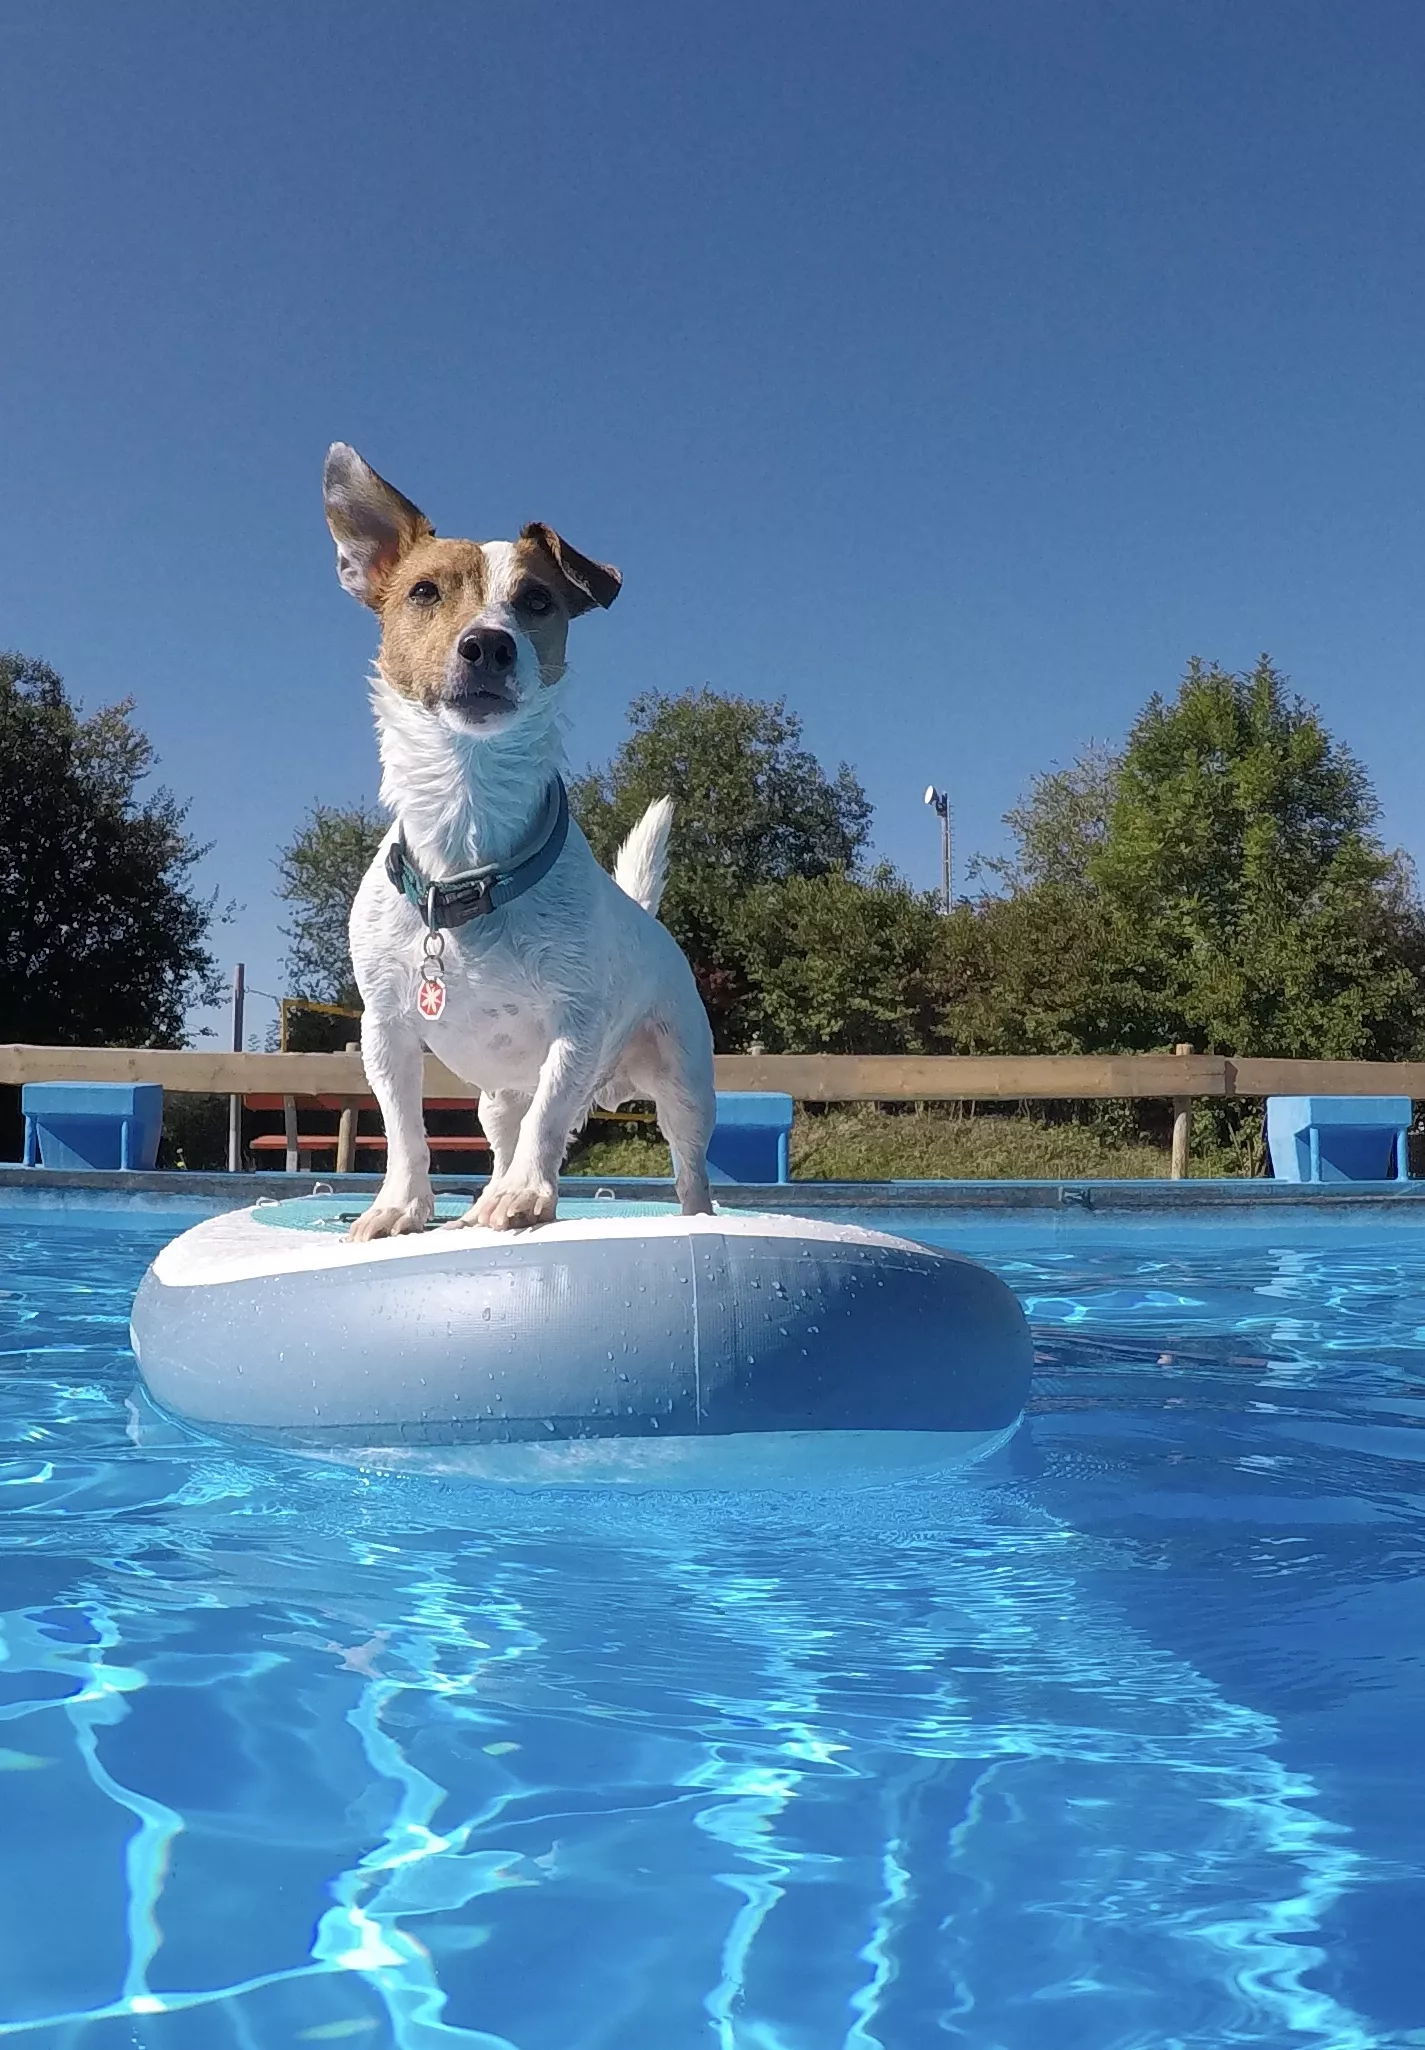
[[1265, 1094, 1411, 1183], [22, 1082, 164, 1172], [706, 1091, 794, 1185]]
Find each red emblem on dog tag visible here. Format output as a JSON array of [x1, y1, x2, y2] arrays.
[[417, 975, 446, 1021]]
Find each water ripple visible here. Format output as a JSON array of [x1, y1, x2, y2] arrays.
[[1, 1214, 1423, 2045]]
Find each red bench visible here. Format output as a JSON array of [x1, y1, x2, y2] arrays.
[[243, 1094, 490, 1173]]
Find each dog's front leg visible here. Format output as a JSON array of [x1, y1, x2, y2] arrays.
[[347, 1011, 435, 1241], [460, 1028, 597, 1231]]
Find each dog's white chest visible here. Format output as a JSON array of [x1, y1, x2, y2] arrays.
[[420, 949, 551, 1088]]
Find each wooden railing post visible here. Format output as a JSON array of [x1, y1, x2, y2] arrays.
[[1171, 1043, 1193, 1180], [335, 1041, 360, 1174]]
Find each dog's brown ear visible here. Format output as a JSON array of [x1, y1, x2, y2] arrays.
[[521, 522, 622, 615], [323, 444, 434, 607]]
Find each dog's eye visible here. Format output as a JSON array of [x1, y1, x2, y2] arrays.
[[407, 580, 440, 605], [519, 584, 554, 616]]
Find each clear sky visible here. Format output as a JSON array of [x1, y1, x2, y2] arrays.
[[4, 1, 1424, 1045]]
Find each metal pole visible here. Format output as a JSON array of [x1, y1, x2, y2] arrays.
[[226, 964, 245, 1173], [925, 787, 951, 914]]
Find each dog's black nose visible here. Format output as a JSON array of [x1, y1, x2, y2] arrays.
[[456, 627, 517, 675]]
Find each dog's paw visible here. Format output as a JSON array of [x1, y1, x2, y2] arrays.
[[346, 1195, 434, 1242], [471, 1179, 558, 1232]]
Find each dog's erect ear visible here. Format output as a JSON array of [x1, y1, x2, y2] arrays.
[[323, 444, 435, 607], [520, 523, 622, 615]]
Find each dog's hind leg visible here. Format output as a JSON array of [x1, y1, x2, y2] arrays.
[[468, 1025, 603, 1231], [347, 1013, 435, 1242], [629, 1019, 715, 1217], [662, 1078, 715, 1218], [477, 1089, 530, 1182], [440, 1090, 531, 1230]]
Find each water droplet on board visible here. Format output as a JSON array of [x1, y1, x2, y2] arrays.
[[481, 1306, 491, 1321]]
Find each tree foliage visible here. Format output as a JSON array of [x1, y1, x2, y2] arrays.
[[572, 688, 877, 1044], [267, 660, 1425, 1083], [276, 801, 387, 1007], [0, 652, 220, 1046], [941, 658, 1425, 1062], [984, 744, 1118, 891], [734, 865, 943, 1053]]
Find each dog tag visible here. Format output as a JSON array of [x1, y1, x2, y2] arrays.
[[417, 975, 446, 1022]]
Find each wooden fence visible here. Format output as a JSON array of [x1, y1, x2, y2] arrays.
[[6, 1042, 1424, 1177], [7, 1043, 1425, 1101], [5, 1049, 1418, 1180]]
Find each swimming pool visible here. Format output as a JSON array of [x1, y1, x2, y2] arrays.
[[2, 1204, 1422, 2048]]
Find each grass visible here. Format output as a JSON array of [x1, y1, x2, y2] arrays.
[[162, 1099, 1255, 1181], [567, 1104, 1258, 1181], [789, 1107, 1176, 1180]]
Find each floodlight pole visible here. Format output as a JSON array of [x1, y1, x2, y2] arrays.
[[924, 787, 951, 913]]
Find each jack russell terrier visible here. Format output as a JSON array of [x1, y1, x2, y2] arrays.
[[323, 443, 716, 1240]]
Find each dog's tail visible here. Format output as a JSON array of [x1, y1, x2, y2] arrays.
[[613, 796, 675, 916]]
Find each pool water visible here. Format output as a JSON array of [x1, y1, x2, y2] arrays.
[[1, 1210, 1423, 2049]]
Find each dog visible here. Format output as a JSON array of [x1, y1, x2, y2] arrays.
[[322, 442, 716, 1241]]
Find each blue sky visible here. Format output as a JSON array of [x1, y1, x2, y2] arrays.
[[4, 1, 1424, 1045]]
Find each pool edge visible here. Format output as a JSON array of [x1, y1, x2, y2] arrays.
[[6, 1163, 1425, 1222]]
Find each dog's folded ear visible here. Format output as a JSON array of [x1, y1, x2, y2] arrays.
[[520, 523, 622, 614], [323, 444, 435, 607]]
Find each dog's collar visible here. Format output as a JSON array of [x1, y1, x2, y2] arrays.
[[386, 777, 570, 931]]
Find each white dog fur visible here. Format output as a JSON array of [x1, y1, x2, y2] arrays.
[[323, 444, 716, 1240]]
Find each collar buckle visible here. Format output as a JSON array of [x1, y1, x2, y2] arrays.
[[460, 874, 496, 920], [390, 776, 569, 933]]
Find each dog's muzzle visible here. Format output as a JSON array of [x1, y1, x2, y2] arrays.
[[443, 625, 521, 721]]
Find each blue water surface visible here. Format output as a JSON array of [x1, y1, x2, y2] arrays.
[[1, 1208, 1424, 2049]]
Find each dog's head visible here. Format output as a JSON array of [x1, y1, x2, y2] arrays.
[[322, 443, 620, 736]]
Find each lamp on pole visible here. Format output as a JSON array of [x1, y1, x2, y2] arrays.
[[924, 785, 951, 913]]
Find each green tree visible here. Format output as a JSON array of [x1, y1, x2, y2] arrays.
[[935, 886, 1122, 1054], [982, 743, 1117, 891], [572, 688, 873, 1040], [939, 657, 1425, 1063], [277, 801, 387, 1007], [734, 866, 943, 1053], [1093, 657, 1425, 1057], [0, 652, 220, 1047]]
